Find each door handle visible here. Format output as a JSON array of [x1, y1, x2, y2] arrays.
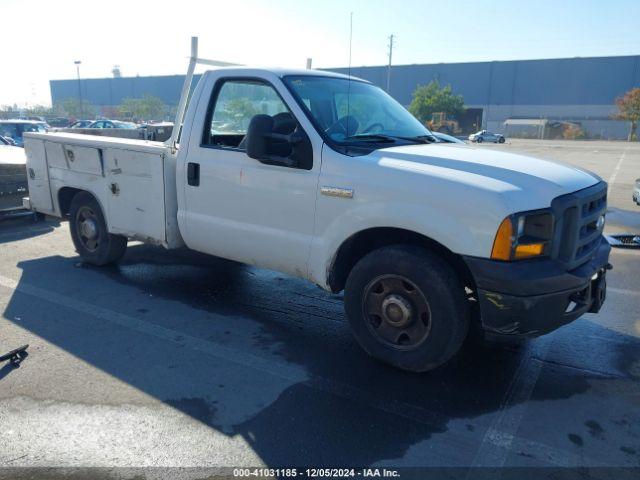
[[187, 162, 200, 186]]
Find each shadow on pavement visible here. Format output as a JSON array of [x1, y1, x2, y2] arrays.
[[0, 215, 59, 244], [3, 243, 640, 467]]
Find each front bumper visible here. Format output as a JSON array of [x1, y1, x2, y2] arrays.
[[463, 240, 611, 338]]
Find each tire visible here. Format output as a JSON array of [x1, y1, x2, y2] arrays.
[[476, 136, 483, 143], [344, 245, 469, 372], [498, 137, 505, 143], [69, 191, 127, 265]]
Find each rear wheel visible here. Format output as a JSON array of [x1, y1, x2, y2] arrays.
[[344, 245, 469, 372], [498, 137, 506, 143], [69, 192, 127, 265]]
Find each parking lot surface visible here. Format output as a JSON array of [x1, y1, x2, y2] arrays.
[[0, 139, 639, 477]]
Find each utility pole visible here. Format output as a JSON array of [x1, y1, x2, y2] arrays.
[[386, 34, 394, 94], [74, 60, 83, 118]]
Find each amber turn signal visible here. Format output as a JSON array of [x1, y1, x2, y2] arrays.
[[514, 242, 545, 259], [491, 217, 513, 261]]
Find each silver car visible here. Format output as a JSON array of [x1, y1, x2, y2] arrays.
[[633, 178, 640, 206], [469, 130, 505, 143], [0, 120, 48, 147]]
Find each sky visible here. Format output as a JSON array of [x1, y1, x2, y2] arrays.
[[1, 0, 639, 107]]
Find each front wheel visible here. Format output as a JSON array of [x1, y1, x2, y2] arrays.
[[69, 192, 127, 265], [498, 137, 506, 143], [344, 245, 469, 372], [476, 136, 483, 143]]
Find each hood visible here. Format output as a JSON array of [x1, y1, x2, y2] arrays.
[[0, 146, 26, 165], [371, 143, 599, 206]]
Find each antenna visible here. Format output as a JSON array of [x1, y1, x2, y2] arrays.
[[348, 12, 353, 73], [387, 34, 394, 93], [346, 12, 353, 136]]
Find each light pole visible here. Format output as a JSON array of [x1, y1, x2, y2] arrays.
[[74, 60, 83, 118]]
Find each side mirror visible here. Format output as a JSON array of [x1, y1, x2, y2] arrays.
[[246, 114, 277, 162], [246, 114, 312, 169]]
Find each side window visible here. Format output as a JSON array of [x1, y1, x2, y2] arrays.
[[0, 124, 18, 140], [203, 80, 290, 149]]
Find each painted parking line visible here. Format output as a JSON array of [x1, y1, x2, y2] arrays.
[[607, 147, 629, 196], [468, 341, 551, 471]]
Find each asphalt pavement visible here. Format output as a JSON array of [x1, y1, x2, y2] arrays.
[[0, 139, 638, 479]]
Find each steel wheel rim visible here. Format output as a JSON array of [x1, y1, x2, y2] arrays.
[[362, 274, 432, 351], [76, 206, 100, 252]]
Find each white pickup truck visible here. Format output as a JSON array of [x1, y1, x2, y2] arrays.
[[22, 39, 611, 372]]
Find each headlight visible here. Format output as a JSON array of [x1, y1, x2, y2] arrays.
[[491, 210, 554, 261]]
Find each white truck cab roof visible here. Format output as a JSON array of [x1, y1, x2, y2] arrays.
[[199, 67, 366, 83]]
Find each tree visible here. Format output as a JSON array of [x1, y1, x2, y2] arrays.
[[23, 105, 53, 117], [58, 98, 95, 119], [0, 104, 19, 119], [408, 80, 465, 124], [118, 94, 166, 121], [615, 87, 640, 141]]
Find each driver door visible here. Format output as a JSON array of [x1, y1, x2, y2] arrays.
[[182, 78, 320, 278]]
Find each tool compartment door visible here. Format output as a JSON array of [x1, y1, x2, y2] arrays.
[[105, 148, 166, 243], [23, 137, 54, 213]]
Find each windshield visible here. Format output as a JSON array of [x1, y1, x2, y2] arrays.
[[283, 75, 431, 145]]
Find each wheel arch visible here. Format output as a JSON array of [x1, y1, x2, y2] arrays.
[[58, 187, 107, 219], [326, 227, 476, 294]]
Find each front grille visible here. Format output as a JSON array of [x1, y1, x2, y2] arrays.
[[0, 164, 27, 180], [0, 164, 28, 196], [551, 181, 607, 270]]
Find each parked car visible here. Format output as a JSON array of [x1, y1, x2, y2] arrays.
[[469, 130, 505, 143], [24, 115, 48, 123], [47, 117, 71, 128], [88, 120, 137, 129], [0, 138, 28, 212], [22, 39, 611, 373], [0, 120, 48, 147], [432, 131, 466, 144], [633, 178, 640, 206], [69, 120, 95, 129]]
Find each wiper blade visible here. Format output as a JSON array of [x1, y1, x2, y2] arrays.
[[381, 134, 436, 144], [411, 135, 437, 143], [345, 133, 435, 144], [344, 134, 397, 143]]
